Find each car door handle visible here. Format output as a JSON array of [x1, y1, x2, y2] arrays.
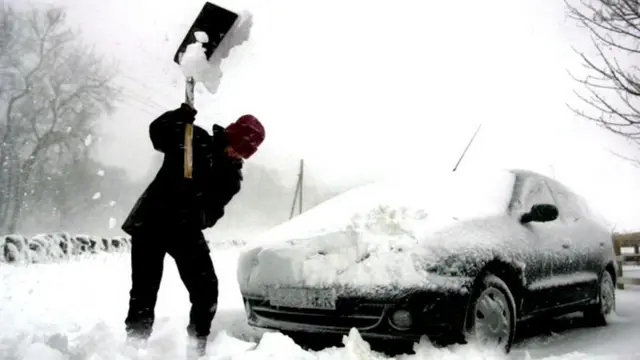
[[562, 244, 571, 249], [599, 242, 605, 247]]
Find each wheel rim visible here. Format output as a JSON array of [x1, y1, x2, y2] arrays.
[[473, 287, 511, 346], [600, 274, 615, 316]]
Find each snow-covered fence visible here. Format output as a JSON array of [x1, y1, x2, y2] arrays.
[[613, 232, 640, 289], [0, 233, 131, 265]]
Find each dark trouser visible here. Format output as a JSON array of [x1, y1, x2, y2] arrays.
[[124, 229, 218, 341]]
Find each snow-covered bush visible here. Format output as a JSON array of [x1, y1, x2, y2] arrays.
[[4, 242, 21, 263], [110, 236, 131, 251], [0, 233, 131, 265], [207, 238, 247, 250]]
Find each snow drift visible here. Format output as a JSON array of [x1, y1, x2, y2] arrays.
[[6, 325, 621, 360]]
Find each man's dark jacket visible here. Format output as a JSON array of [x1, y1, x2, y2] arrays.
[[122, 104, 243, 236]]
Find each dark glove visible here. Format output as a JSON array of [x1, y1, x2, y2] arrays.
[[201, 208, 224, 229], [176, 103, 198, 124]]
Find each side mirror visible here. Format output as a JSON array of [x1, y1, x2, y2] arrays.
[[520, 203, 559, 224]]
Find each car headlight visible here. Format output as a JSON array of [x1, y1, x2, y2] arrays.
[[389, 308, 413, 330]]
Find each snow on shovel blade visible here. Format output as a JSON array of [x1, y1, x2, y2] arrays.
[[173, 2, 239, 65], [173, 1, 253, 91]]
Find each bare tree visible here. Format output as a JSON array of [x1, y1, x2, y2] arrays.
[[0, 4, 120, 233], [565, 0, 640, 164]]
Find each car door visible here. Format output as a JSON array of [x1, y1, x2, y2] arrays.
[[508, 173, 564, 313], [543, 178, 602, 304]]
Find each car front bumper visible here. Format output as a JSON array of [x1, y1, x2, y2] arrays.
[[242, 289, 472, 341]]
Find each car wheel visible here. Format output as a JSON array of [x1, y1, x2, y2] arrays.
[[464, 274, 517, 353], [584, 270, 615, 326]]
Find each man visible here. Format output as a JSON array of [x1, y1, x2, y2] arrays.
[[121, 103, 265, 358]]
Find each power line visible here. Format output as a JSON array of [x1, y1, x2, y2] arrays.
[[117, 98, 159, 117], [119, 89, 166, 112], [117, 73, 179, 106]]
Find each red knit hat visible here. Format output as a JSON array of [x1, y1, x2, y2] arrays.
[[225, 114, 265, 159]]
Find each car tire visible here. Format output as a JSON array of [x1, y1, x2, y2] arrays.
[[584, 270, 615, 326], [464, 273, 517, 353]]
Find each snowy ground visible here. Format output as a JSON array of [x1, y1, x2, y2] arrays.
[[1, 249, 639, 360]]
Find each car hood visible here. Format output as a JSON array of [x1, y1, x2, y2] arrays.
[[236, 216, 528, 298], [236, 170, 520, 298]]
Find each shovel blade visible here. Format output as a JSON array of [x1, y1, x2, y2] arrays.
[[173, 2, 239, 64]]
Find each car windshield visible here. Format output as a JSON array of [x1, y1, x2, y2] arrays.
[[252, 169, 517, 244]]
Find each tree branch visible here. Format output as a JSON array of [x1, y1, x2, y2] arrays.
[[0, 4, 121, 233], [565, 0, 640, 157]]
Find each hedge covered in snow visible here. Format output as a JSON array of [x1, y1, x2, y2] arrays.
[[0, 233, 131, 265]]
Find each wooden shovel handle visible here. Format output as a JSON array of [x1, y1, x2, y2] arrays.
[[184, 77, 195, 179], [184, 123, 193, 179]]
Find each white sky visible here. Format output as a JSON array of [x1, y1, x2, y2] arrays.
[[12, 0, 640, 231]]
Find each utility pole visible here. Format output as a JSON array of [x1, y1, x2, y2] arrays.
[[289, 159, 304, 219], [299, 159, 304, 216]]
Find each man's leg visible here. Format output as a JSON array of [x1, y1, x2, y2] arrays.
[[124, 233, 166, 342], [168, 232, 218, 356]]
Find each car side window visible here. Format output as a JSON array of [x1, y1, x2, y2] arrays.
[[523, 178, 555, 209], [543, 178, 585, 222], [509, 174, 555, 215]]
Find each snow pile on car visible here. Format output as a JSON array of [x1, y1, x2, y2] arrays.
[[237, 168, 519, 297], [0, 233, 131, 265]]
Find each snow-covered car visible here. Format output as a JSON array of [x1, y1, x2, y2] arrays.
[[236, 168, 617, 353]]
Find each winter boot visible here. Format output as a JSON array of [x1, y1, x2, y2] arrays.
[[186, 336, 207, 359], [125, 334, 148, 348], [123, 334, 149, 358]]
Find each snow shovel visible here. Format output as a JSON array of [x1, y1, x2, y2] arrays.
[[173, 2, 239, 179]]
